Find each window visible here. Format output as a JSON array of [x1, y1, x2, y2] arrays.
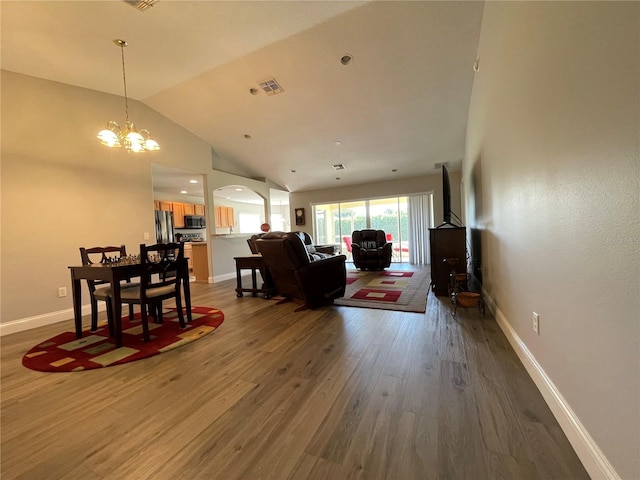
[[312, 196, 413, 262]]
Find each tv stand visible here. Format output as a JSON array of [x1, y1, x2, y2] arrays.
[[429, 226, 466, 296], [436, 221, 459, 229]]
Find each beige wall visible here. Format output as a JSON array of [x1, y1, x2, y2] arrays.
[[1, 71, 213, 325], [464, 2, 639, 478]]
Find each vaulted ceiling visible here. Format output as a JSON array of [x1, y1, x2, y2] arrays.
[[2, 1, 484, 192]]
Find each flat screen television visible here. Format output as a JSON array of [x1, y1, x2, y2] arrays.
[[442, 164, 452, 226]]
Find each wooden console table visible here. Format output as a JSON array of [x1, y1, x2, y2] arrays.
[[234, 255, 276, 299]]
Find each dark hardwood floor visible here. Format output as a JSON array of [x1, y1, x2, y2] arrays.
[[1, 265, 589, 479]]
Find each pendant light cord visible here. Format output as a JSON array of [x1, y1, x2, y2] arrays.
[[120, 42, 129, 124]]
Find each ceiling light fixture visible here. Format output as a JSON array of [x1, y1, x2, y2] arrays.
[[97, 39, 159, 153], [189, 179, 198, 184]]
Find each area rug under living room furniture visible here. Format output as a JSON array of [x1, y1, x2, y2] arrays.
[[333, 268, 429, 313], [22, 306, 224, 372]]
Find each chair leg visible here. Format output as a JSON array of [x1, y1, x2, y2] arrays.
[[140, 303, 150, 342], [90, 298, 99, 332], [175, 295, 186, 328], [128, 304, 135, 321], [105, 301, 115, 337], [157, 303, 164, 324]]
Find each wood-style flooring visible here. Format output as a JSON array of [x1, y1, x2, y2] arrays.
[[1, 265, 589, 479]]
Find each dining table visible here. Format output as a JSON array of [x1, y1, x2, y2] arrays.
[[68, 258, 192, 347]]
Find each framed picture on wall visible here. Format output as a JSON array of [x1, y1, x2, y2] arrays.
[[295, 208, 305, 225]]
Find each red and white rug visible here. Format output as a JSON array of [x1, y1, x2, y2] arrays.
[[334, 268, 430, 313], [22, 306, 224, 372]]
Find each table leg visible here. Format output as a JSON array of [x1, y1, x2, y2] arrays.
[[235, 263, 244, 297], [183, 268, 193, 322], [110, 274, 123, 348], [251, 268, 258, 296], [71, 275, 83, 339]]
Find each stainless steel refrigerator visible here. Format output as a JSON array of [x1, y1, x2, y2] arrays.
[[155, 210, 174, 243]]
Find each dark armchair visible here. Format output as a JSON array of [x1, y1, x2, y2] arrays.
[[256, 231, 347, 311], [295, 231, 336, 259], [351, 229, 393, 270]]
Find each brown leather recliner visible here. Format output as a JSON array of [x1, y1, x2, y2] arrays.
[[256, 231, 347, 311], [351, 229, 393, 270], [294, 231, 336, 259]]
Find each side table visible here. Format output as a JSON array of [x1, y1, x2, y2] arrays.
[[234, 255, 276, 299]]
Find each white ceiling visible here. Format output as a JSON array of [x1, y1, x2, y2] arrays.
[[2, 0, 484, 193]]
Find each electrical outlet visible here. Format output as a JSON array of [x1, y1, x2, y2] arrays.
[[58, 287, 67, 298], [532, 312, 540, 334], [143, 232, 150, 240]]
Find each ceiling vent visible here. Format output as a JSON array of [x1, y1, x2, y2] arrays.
[[259, 78, 284, 96], [434, 161, 450, 170], [123, 0, 159, 11], [332, 164, 346, 171]]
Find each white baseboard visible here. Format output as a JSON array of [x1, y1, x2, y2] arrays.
[[0, 303, 99, 337], [482, 290, 620, 480], [213, 270, 255, 284]]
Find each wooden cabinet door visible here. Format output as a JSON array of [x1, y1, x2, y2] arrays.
[[183, 203, 195, 216], [159, 201, 172, 212], [154, 200, 160, 211], [183, 244, 193, 271], [195, 204, 205, 216], [225, 207, 235, 227], [214, 206, 234, 228], [172, 202, 185, 228]]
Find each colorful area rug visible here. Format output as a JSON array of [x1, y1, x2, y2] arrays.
[[334, 268, 429, 313], [22, 306, 224, 372]]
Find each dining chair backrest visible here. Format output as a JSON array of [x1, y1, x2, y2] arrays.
[[138, 242, 184, 300], [80, 245, 127, 289]]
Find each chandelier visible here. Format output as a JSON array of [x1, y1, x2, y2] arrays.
[[97, 39, 159, 152]]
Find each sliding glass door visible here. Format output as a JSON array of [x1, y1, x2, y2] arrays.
[[313, 196, 415, 262]]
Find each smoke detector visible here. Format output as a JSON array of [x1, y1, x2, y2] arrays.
[[259, 78, 284, 96], [332, 164, 346, 171], [123, 0, 159, 11]]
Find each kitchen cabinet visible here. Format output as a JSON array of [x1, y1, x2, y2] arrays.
[[172, 202, 185, 228], [183, 243, 193, 271], [183, 203, 195, 216], [154, 201, 206, 229], [215, 206, 235, 228], [191, 243, 209, 282]]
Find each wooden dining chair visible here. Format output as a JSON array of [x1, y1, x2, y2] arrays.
[[79, 245, 138, 333], [118, 243, 186, 342]]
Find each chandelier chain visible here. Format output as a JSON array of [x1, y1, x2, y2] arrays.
[[120, 42, 129, 123]]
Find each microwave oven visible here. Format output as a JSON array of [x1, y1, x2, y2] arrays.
[[183, 215, 206, 229]]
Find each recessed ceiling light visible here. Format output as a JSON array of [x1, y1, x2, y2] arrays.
[[243, 134, 252, 140], [235, 188, 243, 192], [340, 54, 353, 66], [336, 177, 341, 180], [180, 190, 188, 194], [249, 87, 259, 95], [189, 179, 198, 184], [334, 140, 342, 146], [290, 169, 296, 173], [392, 169, 398, 172]]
